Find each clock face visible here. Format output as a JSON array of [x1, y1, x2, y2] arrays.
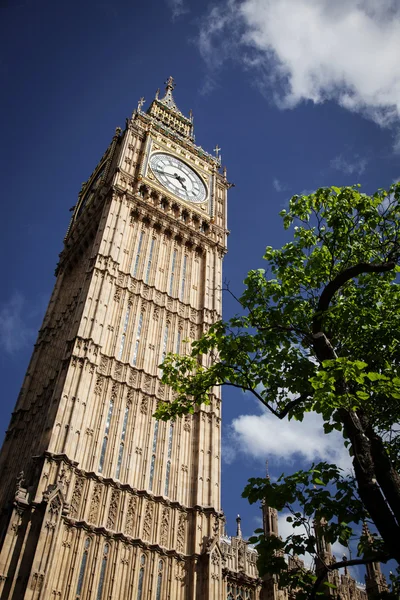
[[149, 153, 207, 203]]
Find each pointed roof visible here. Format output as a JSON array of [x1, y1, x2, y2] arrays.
[[157, 76, 182, 113], [146, 76, 194, 139]]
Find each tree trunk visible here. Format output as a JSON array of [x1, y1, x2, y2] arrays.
[[313, 333, 400, 563]]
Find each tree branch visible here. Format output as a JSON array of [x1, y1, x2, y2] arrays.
[[309, 553, 390, 600], [313, 261, 396, 334], [224, 380, 311, 420]]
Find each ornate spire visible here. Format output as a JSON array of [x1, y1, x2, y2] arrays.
[[158, 76, 181, 113], [146, 76, 194, 139], [236, 514, 242, 539], [262, 460, 279, 537], [362, 521, 373, 543], [314, 517, 332, 558]]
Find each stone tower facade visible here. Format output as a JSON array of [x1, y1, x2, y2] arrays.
[[0, 78, 261, 600]]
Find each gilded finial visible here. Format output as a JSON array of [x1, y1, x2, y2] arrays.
[[165, 75, 175, 90]]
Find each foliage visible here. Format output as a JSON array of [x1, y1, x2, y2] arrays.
[[154, 184, 400, 593]]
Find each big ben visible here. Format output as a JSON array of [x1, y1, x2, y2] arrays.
[[0, 78, 261, 599]]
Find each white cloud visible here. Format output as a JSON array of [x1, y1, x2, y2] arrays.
[[273, 178, 289, 192], [197, 0, 400, 147], [166, 0, 188, 20], [223, 407, 352, 471], [0, 293, 34, 355], [277, 511, 350, 568], [330, 154, 368, 176]]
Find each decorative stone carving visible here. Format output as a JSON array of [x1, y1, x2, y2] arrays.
[[143, 376, 151, 393], [15, 470, 25, 495], [107, 489, 120, 530], [30, 572, 44, 591], [126, 388, 134, 405], [88, 483, 102, 524], [129, 370, 137, 386], [125, 495, 137, 537], [49, 495, 62, 517], [183, 417, 191, 432], [99, 356, 108, 374], [176, 513, 186, 552], [94, 375, 104, 396], [140, 396, 148, 414], [111, 382, 119, 400], [142, 502, 153, 540], [114, 362, 122, 379], [11, 521, 20, 536], [213, 516, 220, 537], [238, 542, 246, 570], [160, 507, 170, 546], [175, 562, 185, 581]]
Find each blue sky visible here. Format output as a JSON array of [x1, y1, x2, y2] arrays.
[[2, 0, 400, 576]]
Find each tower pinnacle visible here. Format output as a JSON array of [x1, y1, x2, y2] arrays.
[[165, 75, 175, 90], [146, 76, 194, 139], [236, 514, 242, 538], [157, 75, 180, 112]]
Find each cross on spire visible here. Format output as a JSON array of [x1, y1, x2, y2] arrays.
[[214, 144, 221, 160], [137, 97, 145, 112]]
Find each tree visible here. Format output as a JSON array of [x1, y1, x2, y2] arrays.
[[155, 184, 400, 595]]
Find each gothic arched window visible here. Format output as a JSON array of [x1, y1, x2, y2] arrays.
[[99, 400, 114, 473], [164, 423, 174, 496], [118, 304, 131, 360], [176, 329, 181, 354], [136, 554, 146, 600], [75, 537, 91, 599], [132, 313, 144, 366], [169, 249, 178, 295], [149, 420, 159, 491], [95, 543, 109, 600], [133, 230, 145, 278], [180, 255, 187, 301], [116, 405, 130, 479], [155, 560, 164, 600], [145, 237, 156, 284]]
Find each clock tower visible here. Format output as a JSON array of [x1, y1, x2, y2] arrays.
[[0, 78, 262, 599]]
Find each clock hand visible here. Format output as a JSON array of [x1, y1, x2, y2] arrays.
[[173, 173, 187, 191]]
